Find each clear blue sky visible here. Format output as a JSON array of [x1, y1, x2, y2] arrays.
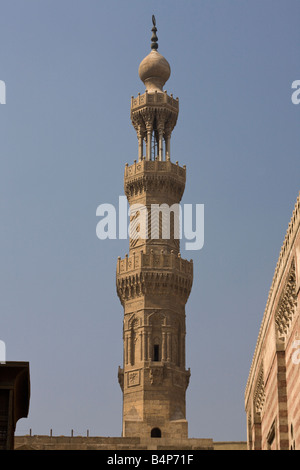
[[0, 0, 299, 441]]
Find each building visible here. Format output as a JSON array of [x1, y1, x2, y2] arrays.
[[12, 18, 248, 451], [245, 193, 300, 450], [116, 15, 193, 441], [0, 362, 30, 450]]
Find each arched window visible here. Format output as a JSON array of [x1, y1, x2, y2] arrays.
[[130, 327, 136, 365], [153, 344, 160, 362], [151, 427, 161, 438]]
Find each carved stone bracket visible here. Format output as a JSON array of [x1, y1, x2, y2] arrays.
[[254, 365, 265, 418], [118, 366, 124, 391], [275, 260, 297, 341]]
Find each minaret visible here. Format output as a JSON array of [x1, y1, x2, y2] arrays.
[[117, 17, 193, 440]]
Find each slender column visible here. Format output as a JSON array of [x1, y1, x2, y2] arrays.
[[128, 332, 132, 365], [158, 128, 164, 161], [137, 126, 145, 161], [165, 130, 171, 161], [181, 334, 185, 367], [147, 332, 151, 360], [162, 331, 167, 361], [125, 334, 129, 365], [140, 331, 143, 361], [143, 332, 147, 361], [138, 131, 143, 161], [146, 123, 153, 161], [167, 332, 171, 362]]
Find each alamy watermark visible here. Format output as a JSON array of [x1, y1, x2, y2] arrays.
[[291, 80, 300, 105], [291, 340, 300, 365], [0, 80, 6, 104], [0, 340, 6, 364], [96, 196, 204, 251]]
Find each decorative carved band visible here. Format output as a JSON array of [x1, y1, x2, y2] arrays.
[[254, 365, 265, 418], [117, 251, 193, 276], [275, 260, 297, 340], [125, 173, 186, 202], [131, 91, 179, 112], [124, 160, 186, 202], [130, 92, 179, 133], [125, 160, 186, 180], [116, 270, 193, 305]]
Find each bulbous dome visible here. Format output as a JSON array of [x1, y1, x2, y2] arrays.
[[138, 50, 171, 93]]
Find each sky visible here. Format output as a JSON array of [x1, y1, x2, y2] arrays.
[[0, 0, 299, 442]]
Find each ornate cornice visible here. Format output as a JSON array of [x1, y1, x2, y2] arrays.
[[124, 160, 186, 202], [275, 260, 297, 340], [124, 159, 186, 181], [116, 251, 193, 305], [253, 364, 265, 418]]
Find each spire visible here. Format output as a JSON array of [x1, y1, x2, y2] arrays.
[[138, 15, 171, 92], [117, 16, 192, 442], [151, 15, 158, 50], [132, 16, 178, 161]]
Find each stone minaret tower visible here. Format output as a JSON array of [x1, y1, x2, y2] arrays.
[[117, 17, 193, 440]]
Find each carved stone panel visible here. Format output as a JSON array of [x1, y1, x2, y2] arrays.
[[127, 370, 141, 387], [149, 365, 164, 385]]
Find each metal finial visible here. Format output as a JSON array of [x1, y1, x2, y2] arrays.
[[151, 15, 158, 50]]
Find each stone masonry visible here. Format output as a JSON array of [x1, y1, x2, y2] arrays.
[[116, 18, 193, 441], [245, 192, 300, 450], [12, 18, 249, 451]]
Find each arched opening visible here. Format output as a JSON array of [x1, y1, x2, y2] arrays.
[[151, 427, 161, 438], [153, 344, 160, 362], [130, 327, 136, 366]]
